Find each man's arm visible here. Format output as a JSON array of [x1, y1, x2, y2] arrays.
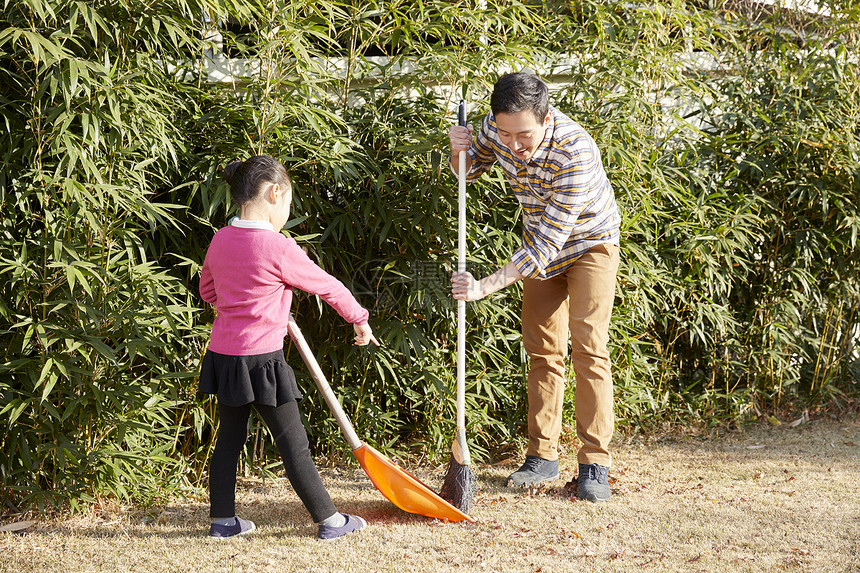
[[511, 144, 601, 279], [447, 113, 501, 180], [451, 260, 523, 302]]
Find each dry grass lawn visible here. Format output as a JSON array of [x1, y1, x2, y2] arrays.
[[2, 417, 859, 573]]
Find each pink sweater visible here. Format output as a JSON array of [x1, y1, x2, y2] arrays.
[[200, 224, 369, 356]]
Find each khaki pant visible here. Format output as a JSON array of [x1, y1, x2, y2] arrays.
[[521, 243, 620, 467]]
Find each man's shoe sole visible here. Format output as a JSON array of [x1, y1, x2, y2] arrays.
[[578, 491, 610, 502]]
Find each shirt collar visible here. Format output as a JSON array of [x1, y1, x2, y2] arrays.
[[229, 217, 275, 231]]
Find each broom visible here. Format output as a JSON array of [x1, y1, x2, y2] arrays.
[[439, 98, 477, 513]]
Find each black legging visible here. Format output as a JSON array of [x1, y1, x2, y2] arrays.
[[209, 400, 337, 522]]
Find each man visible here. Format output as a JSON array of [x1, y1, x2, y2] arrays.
[[448, 72, 621, 502]]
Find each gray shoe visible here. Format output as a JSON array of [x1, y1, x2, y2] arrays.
[[577, 463, 610, 502], [507, 455, 559, 487], [208, 516, 256, 539], [318, 514, 366, 541]]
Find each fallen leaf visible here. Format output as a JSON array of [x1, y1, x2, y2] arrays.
[[789, 410, 809, 428], [563, 479, 578, 498]]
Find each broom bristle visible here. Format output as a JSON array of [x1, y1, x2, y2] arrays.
[[439, 456, 476, 514]]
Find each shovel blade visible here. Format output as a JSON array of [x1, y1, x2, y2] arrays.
[[352, 443, 474, 522]]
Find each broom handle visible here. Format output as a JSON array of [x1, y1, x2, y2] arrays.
[[288, 316, 363, 451], [457, 99, 467, 433]]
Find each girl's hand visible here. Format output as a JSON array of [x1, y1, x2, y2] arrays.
[[353, 323, 380, 347], [451, 271, 485, 301]]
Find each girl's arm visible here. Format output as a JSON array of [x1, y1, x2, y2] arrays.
[[280, 238, 369, 325], [199, 257, 217, 304]]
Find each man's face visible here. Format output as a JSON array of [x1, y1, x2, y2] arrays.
[[494, 110, 550, 162]]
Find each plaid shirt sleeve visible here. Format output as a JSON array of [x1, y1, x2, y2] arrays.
[[511, 144, 599, 279], [464, 114, 498, 182]]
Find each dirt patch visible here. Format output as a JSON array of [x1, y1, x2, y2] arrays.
[[2, 418, 859, 572]]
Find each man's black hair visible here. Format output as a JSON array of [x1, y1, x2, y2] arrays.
[[490, 73, 550, 123]]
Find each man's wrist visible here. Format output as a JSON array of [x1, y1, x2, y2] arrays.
[[480, 273, 496, 298], [448, 153, 458, 176]]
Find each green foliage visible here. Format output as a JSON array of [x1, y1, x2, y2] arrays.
[[1, 0, 858, 512], [0, 0, 217, 510]]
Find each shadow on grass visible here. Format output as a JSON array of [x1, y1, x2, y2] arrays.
[[27, 497, 427, 541]]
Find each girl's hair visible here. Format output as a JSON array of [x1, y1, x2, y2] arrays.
[[223, 155, 291, 206], [490, 73, 549, 123]]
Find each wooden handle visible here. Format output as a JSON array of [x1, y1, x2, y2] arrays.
[[457, 99, 467, 433], [288, 316, 362, 450]]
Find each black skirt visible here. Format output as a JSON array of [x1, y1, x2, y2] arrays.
[[199, 348, 302, 407]]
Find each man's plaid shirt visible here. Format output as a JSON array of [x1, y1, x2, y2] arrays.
[[465, 107, 621, 279]]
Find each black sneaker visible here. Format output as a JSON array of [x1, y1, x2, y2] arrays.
[[506, 455, 559, 487], [577, 463, 610, 502], [208, 516, 256, 539], [318, 513, 366, 541]]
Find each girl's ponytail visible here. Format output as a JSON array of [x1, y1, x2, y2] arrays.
[[224, 160, 243, 185]]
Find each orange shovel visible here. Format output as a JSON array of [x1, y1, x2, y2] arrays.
[[287, 316, 474, 522]]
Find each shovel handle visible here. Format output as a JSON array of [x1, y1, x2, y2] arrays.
[[288, 316, 362, 451]]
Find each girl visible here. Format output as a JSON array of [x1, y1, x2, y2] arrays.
[[199, 155, 378, 540]]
